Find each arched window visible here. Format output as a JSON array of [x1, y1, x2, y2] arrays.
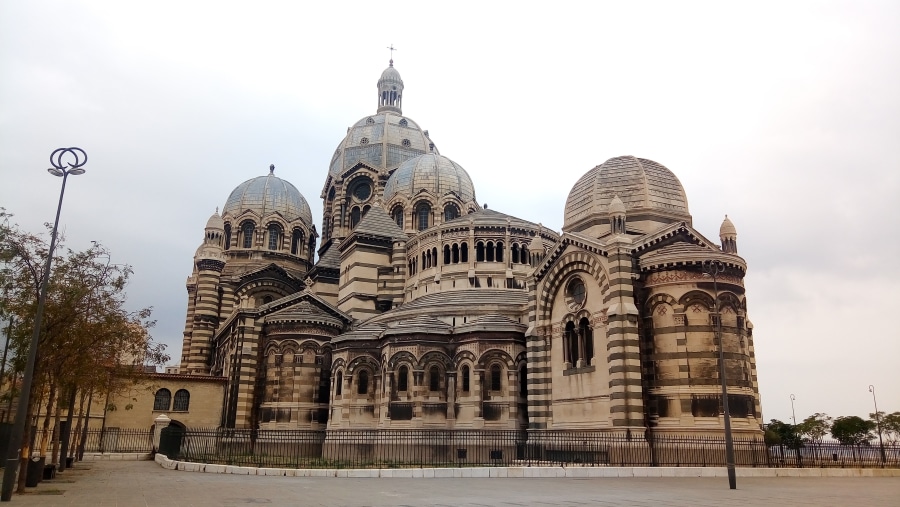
[[262, 295, 273, 304], [223, 224, 231, 251], [476, 242, 485, 262], [579, 317, 594, 365], [173, 389, 190, 411], [490, 364, 502, 391], [241, 222, 255, 248], [357, 370, 369, 395], [443, 245, 451, 265], [429, 366, 441, 392], [443, 203, 460, 222], [398, 366, 409, 392], [336, 371, 343, 396], [267, 224, 282, 251], [519, 366, 527, 398], [486, 242, 495, 262], [350, 207, 361, 229], [416, 202, 431, 231], [564, 321, 577, 365], [291, 229, 304, 255], [392, 206, 404, 228], [461, 365, 470, 392], [496, 241, 504, 262], [461, 242, 469, 262], [452, 244, 459, 263], [521, 248, 529, 265], [153, 389, 171, 411], [511, 244, 519, 264]]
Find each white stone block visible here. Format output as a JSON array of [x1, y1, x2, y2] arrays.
[[434, 468, 454, 478], [260, 468, 284, 476], [422, 468, 435, 478], [348, 469, 374, 478], [205, 464, 226, 474], [673, 467, 702, 477], [411, 469, 424, 478], [391, 469, 414, 478], [308, 469, 329, 477], [508, 467, 524, 478], [489, 467, 507, 478], [470, 467, 490, 478], [110, 453, 123, 461], [616, 467, 634, 477], [335, 469, 349, 477], [565, 467, 588, 478]]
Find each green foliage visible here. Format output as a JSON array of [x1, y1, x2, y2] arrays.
[[0, 208, 170, 414], [798, 412, 832, 442], [870, 411, 900, 443], [831, 416, 874, 446], [767, 419, 803, 449]]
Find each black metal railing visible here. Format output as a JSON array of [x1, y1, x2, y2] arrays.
[[169, 428, 896, 469], [78, 428, 153, 453]]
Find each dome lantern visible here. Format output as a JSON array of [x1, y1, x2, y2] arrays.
[[608, 195, 626, 235], [377, 60, 404, 114]]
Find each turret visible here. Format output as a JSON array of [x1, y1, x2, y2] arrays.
[[720, 215, 738, 254], [377, 60, 404, 114], [608, 195, 626, 235]]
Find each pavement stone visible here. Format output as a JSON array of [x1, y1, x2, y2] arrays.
[[9, 460, 900, 506]]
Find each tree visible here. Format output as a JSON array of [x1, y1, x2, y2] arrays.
[[798, 412, 832, 443], [0, 209, 168, 492], [767, 419, 803, 449], [879, 412, 900, 444], [831, 416, 874, 446]]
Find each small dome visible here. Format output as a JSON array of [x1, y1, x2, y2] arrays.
[[223, 167, 312, 225], [383, 153, 476, 203], [205, 209, 224, 230], [528, 233, 545, 253], [608, 195, 626, 215], [720, 215, 737, 237], [564, 156, 690, 230]]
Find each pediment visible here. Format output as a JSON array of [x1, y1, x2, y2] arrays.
[[262, 291, 353, 328]]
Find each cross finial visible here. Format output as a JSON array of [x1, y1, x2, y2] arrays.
[[387, 44, 397, 66]]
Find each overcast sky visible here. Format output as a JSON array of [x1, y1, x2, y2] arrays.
[[1, 1, 898, 425]]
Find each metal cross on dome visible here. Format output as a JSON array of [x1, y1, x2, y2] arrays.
[[387, 44, 397, 63]]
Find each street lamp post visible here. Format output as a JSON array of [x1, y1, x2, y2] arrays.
[[868, 385, 885, 467], [1, 148, 86, 501], [790, 394, 796, 425], [703, 259, 736, 490]]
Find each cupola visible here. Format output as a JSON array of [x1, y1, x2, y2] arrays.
[[719, 215, 738, 254]]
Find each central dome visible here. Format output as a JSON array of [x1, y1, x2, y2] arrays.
[[383, 153, 476, 203], [223, 167, 312, 225], [327, 62, 437, 180]]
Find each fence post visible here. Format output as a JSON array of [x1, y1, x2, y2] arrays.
[[153, 414, 171, 453]]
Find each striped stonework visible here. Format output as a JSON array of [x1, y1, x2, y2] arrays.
[[604, 247, 645, 428], [185, 260, 224, 373]]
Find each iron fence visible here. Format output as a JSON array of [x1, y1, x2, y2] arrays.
[[78, 428, 153, 453], [170, 428, 897, 469]]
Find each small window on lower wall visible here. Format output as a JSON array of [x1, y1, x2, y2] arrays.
[[173, 389, 190, 412], [153, 389, 171, 411]]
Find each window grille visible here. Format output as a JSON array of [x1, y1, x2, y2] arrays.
[[153, 389, 171, 411], [173, 389, 190, 411]]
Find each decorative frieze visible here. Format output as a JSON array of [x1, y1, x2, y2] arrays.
[[644, 270, 743, 287]]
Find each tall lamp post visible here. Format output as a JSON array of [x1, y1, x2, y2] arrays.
[[790, 394, 796, 425], [1, 148, 86, 501], [868, 385, 885, 467], [703, 259, 736, 490]]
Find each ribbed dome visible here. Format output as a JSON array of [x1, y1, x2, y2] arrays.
[[564, 156, 690, 229], [720, 215, 737, 237], [383, 153, 476, 203], [327, 113, 435, 179], [608, 195, 626, 215], [205, 210, 224, 230], [223, 168, 312, 225]]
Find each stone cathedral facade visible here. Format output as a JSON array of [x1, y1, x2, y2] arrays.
[[177, 60, 762, 437]]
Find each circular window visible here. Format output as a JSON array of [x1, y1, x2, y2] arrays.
[[353, 181, 371, 201], [565, 277, 587, 310], [360, 137, 369, 145], [366, 117, 375, 124], [399, 118, 408, 127], [402, 139, 411, 147]]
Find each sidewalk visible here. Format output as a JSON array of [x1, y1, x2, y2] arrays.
[[11, 460, 900, 507]]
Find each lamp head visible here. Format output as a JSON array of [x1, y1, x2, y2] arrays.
[[68, 168, 86, 176], [47, 167, 64, 177]]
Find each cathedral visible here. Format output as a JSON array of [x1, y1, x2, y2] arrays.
[[177, 60, 762, 437]]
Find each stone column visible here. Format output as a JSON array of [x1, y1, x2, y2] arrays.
[[152, 414, 171, 453]]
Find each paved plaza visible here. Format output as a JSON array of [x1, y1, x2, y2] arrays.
[[9, 461, 900, 507]]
